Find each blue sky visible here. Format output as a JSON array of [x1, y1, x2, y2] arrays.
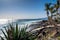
[[0, 0, 56, 19]]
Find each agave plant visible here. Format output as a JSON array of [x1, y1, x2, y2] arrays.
[[0, 23, 36, 40]]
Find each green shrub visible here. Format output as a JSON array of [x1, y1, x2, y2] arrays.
[[0, 23, 36, 40]]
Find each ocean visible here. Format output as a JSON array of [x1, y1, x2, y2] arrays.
[[0, 18, 47, 38]]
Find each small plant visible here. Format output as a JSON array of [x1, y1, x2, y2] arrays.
[[0, 23, 36, 40]]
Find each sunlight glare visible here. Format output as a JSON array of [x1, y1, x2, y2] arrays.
[[0, 19, 9, 24]]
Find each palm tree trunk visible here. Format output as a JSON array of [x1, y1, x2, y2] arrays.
[[47, 10, 50, 24], [47, 10, 49, 19]]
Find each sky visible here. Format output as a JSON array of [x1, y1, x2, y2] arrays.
[[0, 0, 56, 19]]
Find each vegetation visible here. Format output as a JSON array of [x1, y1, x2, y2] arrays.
[[0, 0, 60, 40], [45, 0, 60, 26], [0, 24, 36, 40], [36, 0, 60, 40]]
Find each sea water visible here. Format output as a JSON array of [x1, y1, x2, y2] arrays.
[[0, 18, 47, 39]]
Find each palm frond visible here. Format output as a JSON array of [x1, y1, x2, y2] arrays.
[[0, 36, 4, 40], [1, 29, 7, 40]]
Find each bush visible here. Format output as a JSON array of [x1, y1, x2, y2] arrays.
[[0, 23, 36, 40]]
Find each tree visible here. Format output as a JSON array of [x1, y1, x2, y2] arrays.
[[45, 3, 52, 24], [54, 0, 60, 22]]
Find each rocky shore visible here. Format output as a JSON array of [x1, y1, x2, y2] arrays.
[[28, 20, 60, 40]]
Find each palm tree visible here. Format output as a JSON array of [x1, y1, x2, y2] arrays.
[[45, 3, 51, 24], [54, 0, 60, 22], [45, 3, 51, 18], [45, 3, 55, 25]]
